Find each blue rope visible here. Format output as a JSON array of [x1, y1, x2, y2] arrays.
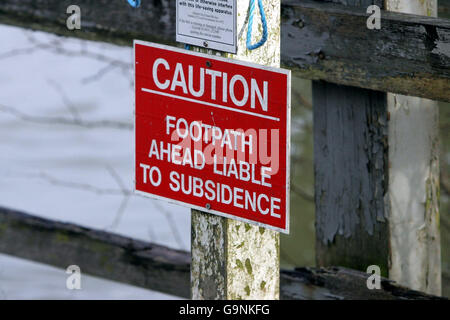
[[246, 0, 268, 50], [127, 0, 141, 8], [127, 0, 268, 51]]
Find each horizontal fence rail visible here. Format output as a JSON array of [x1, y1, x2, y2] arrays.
[[0, 206, 444, 300], [0, 206, 191, 298], [282, 0, 450, 103], [0, 0, 449, 102]]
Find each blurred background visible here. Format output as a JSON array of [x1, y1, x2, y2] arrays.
[[0, 23, 448, 299]]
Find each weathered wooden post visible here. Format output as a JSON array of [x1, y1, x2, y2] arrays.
[[385, 0, 441, 296], [313, 0, 441, 295], [191, 0, 282, 300]]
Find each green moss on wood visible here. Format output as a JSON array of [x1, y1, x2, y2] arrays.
[[245, 258, 253, 275], [235, 259, 244, 270], [260, 281, 266, 290]]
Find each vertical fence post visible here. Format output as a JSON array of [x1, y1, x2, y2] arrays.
[[191, 0, 281, 300], [314, 0, 390, 280], [313, 0, 441, 295], [385, 0, 441, 296]]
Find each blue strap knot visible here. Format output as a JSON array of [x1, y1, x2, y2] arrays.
[[246, 0, 268, 50], [127, 0, 141, 8]]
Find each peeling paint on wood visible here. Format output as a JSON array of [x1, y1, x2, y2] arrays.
[[387, 93, 441, 295], [280, 266, 445, 300], [386, 0, 441, 299], [313, 82, 390, 276], [280, 0, 450, 103], [313, 0, 442, 296], [313, 0, 392, 278]]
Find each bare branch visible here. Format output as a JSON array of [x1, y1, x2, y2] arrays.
[[104, 165, 131, 230], [108, 195, 131, 231], [280, 246, 300, 267], [150, 199, 188, 251], [147, 225, 157, 243], [14, 171, 187, 250], [0, 30, 186, 250], [292, 89, 313, 110], [0, 104, 133, 130], [105, 165, 128, 194], [24, 31, 132, 69], [36, 172, 125, 196], [291, 183, 314, 202], [81, 63, 120, 84], [47, 79, 82, 122], [0, 42, 53, 60], [1, 30, 133, 85]]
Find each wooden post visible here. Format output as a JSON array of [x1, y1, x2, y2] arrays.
[[385, 0, 441, 296], [191, 0, 281, 300], [314, 0, 441, 295]]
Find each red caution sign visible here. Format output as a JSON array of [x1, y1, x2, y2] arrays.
[[134, 41, 291, 233]]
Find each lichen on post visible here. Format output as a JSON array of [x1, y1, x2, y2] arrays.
[[191, 0, 281, 300]]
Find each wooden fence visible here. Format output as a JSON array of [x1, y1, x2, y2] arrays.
[[0, 0, 449, 102], [0, 206, 443, 299]]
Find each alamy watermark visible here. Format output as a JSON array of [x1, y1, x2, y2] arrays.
[[367, 5, 381, 30], [66, 265, 82, 290], [366, 265, 381, 290], [66, 5, 81, 30]]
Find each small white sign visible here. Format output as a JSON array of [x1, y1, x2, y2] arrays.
[[176, 0, 236, 53]]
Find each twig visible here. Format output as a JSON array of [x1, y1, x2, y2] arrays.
[[1, 30, 133, 85], [36, 172, 126, 195], [0, 43, 52, 60], [291, 183, 314, 202], [16, 171, 187, 250], [147, 225, 157, 243], [47, 79, 82, 122], [280, 246, 300, 267], [0, 104, 133, 130], [149, 200, 187, 251], [105, 165, 131, 230], [81, 63, 120, 84], [292, 89, 313, 110]]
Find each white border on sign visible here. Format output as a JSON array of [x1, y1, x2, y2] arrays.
[[134, 40, 290, 76], [285, 69, 291, 235], [133, 40, 291, 234], [176, 0, 237, 54]]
